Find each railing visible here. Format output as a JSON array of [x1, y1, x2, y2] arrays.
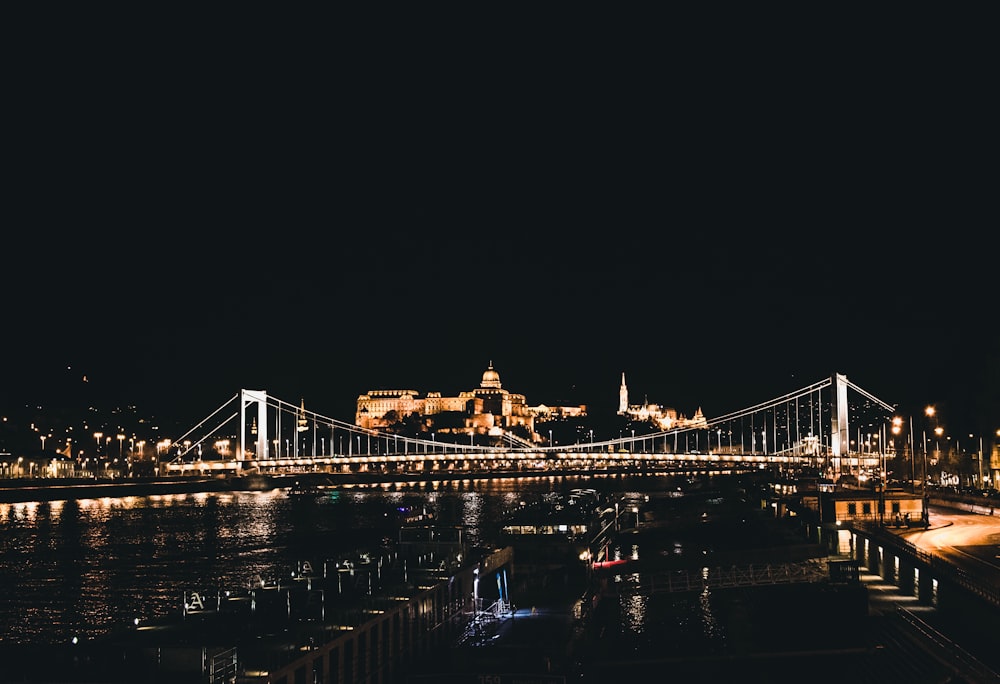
[[896, 607, 1000, 683], [610, 559, 830, 596], [209, 646, 238, 684], [857, 523, 1000, 609]]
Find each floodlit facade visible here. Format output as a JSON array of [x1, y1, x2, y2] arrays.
[[617, 372, 706, 430], [355, 363, 587, 440]]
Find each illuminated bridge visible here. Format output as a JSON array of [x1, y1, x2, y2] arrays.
[[158, 372, 905, 481]]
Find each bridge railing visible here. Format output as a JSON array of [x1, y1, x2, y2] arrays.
[[856, 522, 1000, 609], [607, 559, 831, 596]]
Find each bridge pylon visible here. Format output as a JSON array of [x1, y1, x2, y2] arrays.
[[240, 389, 269, 464], [830, 373, 849, 466]]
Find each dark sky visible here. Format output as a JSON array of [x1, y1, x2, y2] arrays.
[[3, 17, 997, 440]]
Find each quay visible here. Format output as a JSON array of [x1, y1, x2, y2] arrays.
[[0, 475, 271, 504], [0, 469, 731, 504], [1, 525, 518, 683]]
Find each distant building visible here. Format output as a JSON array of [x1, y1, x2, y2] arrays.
[[355, 362, 587, 442], [617, 371, 705, 430]]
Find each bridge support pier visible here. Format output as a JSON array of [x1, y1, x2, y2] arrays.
[[866, 539, 883, 577], [854, 529, 939, 608], [917, 571, 937, 606], [851, 534, 866, 566], [897, 558, 916, 596], [884, 550, 899, 585]]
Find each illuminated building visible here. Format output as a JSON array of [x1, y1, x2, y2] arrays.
[[617, 371, 705, 430], [355, 362, 586, 441]]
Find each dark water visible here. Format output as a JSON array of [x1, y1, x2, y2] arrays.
[[0, 474, 687, 646]]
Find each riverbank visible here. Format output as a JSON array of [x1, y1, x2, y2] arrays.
[[0, 469, 700, 504], [0, 474, 280, 503]]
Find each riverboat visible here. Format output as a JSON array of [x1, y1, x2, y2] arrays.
[[500, 488, 602, 542]]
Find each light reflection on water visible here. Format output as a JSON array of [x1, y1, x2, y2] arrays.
[[621, 591, 647, 636], [699, 584, 722, 642], [613, 587, 728, 658], [1, 475, 675, 645], [613, 567, 727, 656]]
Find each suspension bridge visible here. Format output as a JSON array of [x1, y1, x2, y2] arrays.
[[157, 373, 905, 481]]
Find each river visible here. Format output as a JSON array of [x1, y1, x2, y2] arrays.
[[0, 473, 689, 646]]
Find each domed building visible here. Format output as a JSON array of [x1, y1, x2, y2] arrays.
[[355, 362, 583, 441]]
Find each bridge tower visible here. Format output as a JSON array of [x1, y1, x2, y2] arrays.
[[830, 373, 849, 467], [240, 389, 269, 464]]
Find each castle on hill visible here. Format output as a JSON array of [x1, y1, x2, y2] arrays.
[[355, 362, 586, 443]]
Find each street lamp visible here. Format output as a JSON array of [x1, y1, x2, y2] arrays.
[[93, 432, 103, 457], [891, 417, 905, 493], [117, 434, 125, 460], [923, 405, 939, 491], [473, 567, 480, 614]]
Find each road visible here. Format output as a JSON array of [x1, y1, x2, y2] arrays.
[[901, 504, 1000, 590]]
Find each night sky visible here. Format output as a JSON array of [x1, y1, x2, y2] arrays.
[[3, 18, 997, 442]]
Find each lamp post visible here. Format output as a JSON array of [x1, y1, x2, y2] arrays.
[[473, 567, 480, 616], [923, 406, 938, 523], [891, 416, 904, 488], [971, 433, 981, 488], [93, 432, 103, 457], [931, 429, 938, 461]]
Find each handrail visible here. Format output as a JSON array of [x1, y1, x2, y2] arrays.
[[896, 606, 1000, 683], [614, 560, 830, 596]]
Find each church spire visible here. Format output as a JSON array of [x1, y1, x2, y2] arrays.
[[297, 398, 308, 432], [618, 372, 628, 415]]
